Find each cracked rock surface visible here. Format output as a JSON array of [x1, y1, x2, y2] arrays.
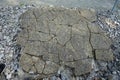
[[17, 7, 113, 78]]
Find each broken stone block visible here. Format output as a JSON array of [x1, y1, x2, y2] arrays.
[[74, 59, 93, 76], [22, 41, 46, 56], [43, 61, 59, 74], [88, 22, 106, 33], [95, 49, 113, 61], [34, 59, 45, 74], [17, 6, 113, 78], [70, 30, 93, 59], [91, 33, 112, 49], [80, 8, 96, 22], [72, 20, 89, 32], [56, 25, 71, 45], [43, 53, 59, 63], [59, 47, 76, 62], [20, 53, 33, 72]]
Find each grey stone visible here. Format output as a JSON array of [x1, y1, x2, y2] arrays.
[[70, 30, 93, 59], [79, 8, 96, 22], [95, 49, 113, 61], [74, 59, 93, 76], [22, 41, 46, 56], [56, 25, 71, 45], [34, 59, 45, 74], [43, 61, 59, 74], [17, 6, 113, 78], [88, 22, 106, 33], [43, 52, 59, 63], [91, 33, 112, 49], [20, 53, 33, 72]]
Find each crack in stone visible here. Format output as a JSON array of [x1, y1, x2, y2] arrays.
[[32, 10, 38, 23], [86, 22, 96, 60], [63, 25, 72, 46], [78, 10, 90, 22], [42, 61, 46, 74], [26, 27, 30, 40], [24, 53, 43, 59]]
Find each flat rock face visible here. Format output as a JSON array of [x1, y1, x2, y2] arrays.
[[17, 7, 113, 77]]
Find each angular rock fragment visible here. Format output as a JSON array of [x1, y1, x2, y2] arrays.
[[56, 25, 71, 45], [34, 59, 45, 74], [95, 49, 113, 61], [74, 59, 93, 76], [80, 9, 96, 22], [20, 53, 33, 72], [88, 22, 105, 33], [91, 33, 111, 49], [17, 6, 113, 78], [70, 30, 93, 59], [43, 61, 59, 74]]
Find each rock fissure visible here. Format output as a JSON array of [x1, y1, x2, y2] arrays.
[[86, 22, 96, 60], [92, 49, 96, 60]]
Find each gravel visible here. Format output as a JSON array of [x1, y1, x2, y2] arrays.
[[0, 5, 34, 80], [95, 10, 120, 80], [0, 4, 120, 80]]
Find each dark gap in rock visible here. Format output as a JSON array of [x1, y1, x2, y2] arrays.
[[0, 63, 5, 74], [14, 44, 22, 62], [15, 44, 21, 54], [110, 44, 117, 50], [20, 27, 25, 30], [92, 49, 96, 60], [91, 20, 97, 23], [58, 74, 62, 79], [68, 24, 72, 27], [12, 34, 18, 41], [24, 77, 32, 80]]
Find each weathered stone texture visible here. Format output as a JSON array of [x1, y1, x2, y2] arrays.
[[17, 7, 113, 77]]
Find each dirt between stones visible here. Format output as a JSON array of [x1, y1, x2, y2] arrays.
[[16, 6, 113, 78]]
